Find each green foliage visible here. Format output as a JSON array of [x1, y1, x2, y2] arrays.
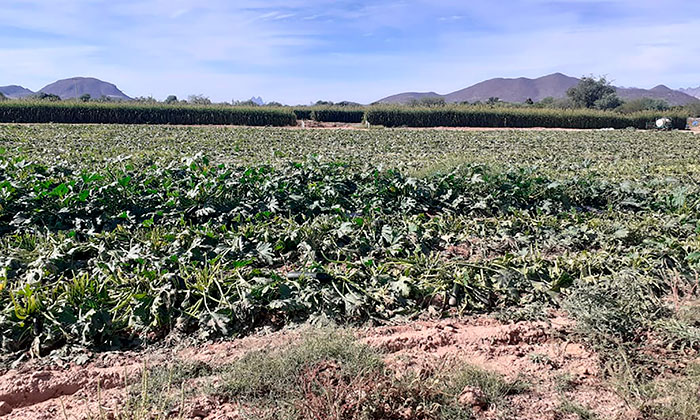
[[444, 364, 530, 408], [566, 76, 619, 109], [335, 101, 362, 107], [133, 96, 158, 104], [292, 108, 313, 120], [685, 102, 700, 118], [593, 92, 623, 110], [235, 100, 260, 107], [535, 96, 575, 109], [188, 94, 211, 105], [408, 97, 447, 107], [130, 360, 212, 412], [0, 102, 296, 126], [217, 329, 382, 399], [553, 373, 577, 393], [33, 92, 61, 102], [79, 94, 91, 103], [365, 105, 687, 129], [164, 95, 178, 104], [564, 273, 666, 345], [642, 364, 700, 420], [213, 331, 525, 419], [618, 98, 671, 114], [557, 399, 598, 420], [310, 107, 365, 123], [291, 106, 365, 123], [655, 319, 700, 351], [1, 126, 700, 354]]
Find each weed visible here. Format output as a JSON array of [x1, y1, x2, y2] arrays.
[[553, 372, 577, 393], [444, 364, 530, 409], [492, 302, 550, 323], [216, 329, 383, 400], [558, 399, 598, 420], [654, 319, 700, 351], [640, 364, 700, 420], [563, 273, 666, 348]]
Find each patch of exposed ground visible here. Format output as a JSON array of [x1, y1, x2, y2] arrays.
[[360, 316, 629, 420], [0, 315, 635, 419]]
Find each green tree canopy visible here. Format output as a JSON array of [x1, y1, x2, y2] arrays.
[[618, 97, 670, 114], [567, 76, 621, 109], [188, 94, 211, 105], [34, 92, 61, 102], [408, 97, 446, 107]]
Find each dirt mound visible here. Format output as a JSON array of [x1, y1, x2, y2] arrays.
[[0, 316, 632, 420]]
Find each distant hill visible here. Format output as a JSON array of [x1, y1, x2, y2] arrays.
[[616, 85, 698, 105], [0, 85, 34, 99], [444, 73, 579, 103], [377, 73, 700, 106], [39, 77, 131, 100], [375, 91, 442, 105], [679, 86, 700, 99]]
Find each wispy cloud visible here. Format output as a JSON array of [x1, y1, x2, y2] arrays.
[[0, 0, 697, 104]]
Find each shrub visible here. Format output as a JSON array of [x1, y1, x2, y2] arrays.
[[618, 98, 670, 114], [563, 273, 666, 346]]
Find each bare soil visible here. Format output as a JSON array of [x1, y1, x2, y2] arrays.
[[0, 314, 640, 420]]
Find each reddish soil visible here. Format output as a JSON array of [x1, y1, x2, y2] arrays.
[[0, 315, 635, 420], [360, 316, 630, 420]]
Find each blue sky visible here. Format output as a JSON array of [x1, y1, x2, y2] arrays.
[[1, 0, 698, 104]]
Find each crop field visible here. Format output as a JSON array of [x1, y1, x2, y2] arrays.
[[1, 124, 700, 419], [1, 102, 691, 130]]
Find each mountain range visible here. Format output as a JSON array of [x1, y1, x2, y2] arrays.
[[679, 87, 700, 99], [378, 73, 700, 106], [0, 77, 131, 100], [1, 74, 698, 105], [249, 96, 264, 105], [0, 85, 34, 99]]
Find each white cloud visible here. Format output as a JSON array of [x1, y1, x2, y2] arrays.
[[0, 0, 698, 103]]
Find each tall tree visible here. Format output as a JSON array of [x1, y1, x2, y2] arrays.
[[567, 76, 621, 110]]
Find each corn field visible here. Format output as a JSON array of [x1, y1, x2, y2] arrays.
[[0, 102, 297, 126], [365, 106, 688, 129], [1, 102, 693, 129]]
